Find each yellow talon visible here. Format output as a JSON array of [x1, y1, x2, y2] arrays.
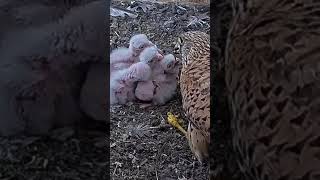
[[167, 112, 187, 136]]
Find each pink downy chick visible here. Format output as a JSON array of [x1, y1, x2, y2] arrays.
[[152, 54, 180, 105], [159, 54, 179, 73], [110, 62, 151, 105], [110, 34, 154, 73], [129, 34, 155, 57], [110, 47, 135, 73], [134, 46, 164, 103], [135, 81, 155, 102], [138, 45, 164, 65]]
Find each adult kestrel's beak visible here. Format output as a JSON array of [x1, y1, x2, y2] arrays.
[[173, 44, 180, 54]]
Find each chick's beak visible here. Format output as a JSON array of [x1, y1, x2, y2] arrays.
[[156, 52, 164, 60]]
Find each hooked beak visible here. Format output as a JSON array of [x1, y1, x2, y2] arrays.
[[173, 45, 179, 54], [155, 47, 164, 60], [156, 52, 164, 60]]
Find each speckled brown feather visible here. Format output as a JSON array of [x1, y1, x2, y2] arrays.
[[226, 1, 320, 179], [176, 31, 210, 162]]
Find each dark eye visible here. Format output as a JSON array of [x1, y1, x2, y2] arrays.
[[139, 45, 145, 49]]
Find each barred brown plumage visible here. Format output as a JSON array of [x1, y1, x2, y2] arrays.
[[226, 0, 320, 179], [174, 31, 210, 163]]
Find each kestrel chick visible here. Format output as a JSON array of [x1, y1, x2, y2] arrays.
[[110, 34, 154, 72], [110, 62, 151, 105], [152, 54, 180, 105], [134, 45, 164, 103], [139, 45, 164, 65], [129, 34, 155, 56], [135, 47, 177, 105]]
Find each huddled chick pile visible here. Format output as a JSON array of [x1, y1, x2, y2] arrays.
[[110, 34, 180, 106]]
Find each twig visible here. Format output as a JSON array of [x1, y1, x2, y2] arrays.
[[113, 163, 118, 175], [115, 31, 120, 37], [149, 124, 171, 129], [113, 162, 122, 176], [155, 169, 159, 180]]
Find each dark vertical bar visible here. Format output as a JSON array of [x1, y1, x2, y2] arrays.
[[0, 1, 111, 179], [209, 0, 214, 175], [210, 0, 236, 179], [209, 0, 221, 179], [106, 0, 111, 179]]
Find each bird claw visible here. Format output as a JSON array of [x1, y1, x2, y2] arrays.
[[123, 75, 137, 84], [167, 112, 187, 135], [126, 74, 138, 82]]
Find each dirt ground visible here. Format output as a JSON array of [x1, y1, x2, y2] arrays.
[[110, 1, 210, 179], [0, 122, 108, 179]]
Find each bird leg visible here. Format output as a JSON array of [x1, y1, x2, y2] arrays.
[[167, 112, 187, 136]]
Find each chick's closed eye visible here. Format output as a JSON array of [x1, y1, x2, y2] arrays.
[[139, 45, 145, 49]]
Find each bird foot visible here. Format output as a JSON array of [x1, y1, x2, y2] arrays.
[[167, 112, 187, 136]]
